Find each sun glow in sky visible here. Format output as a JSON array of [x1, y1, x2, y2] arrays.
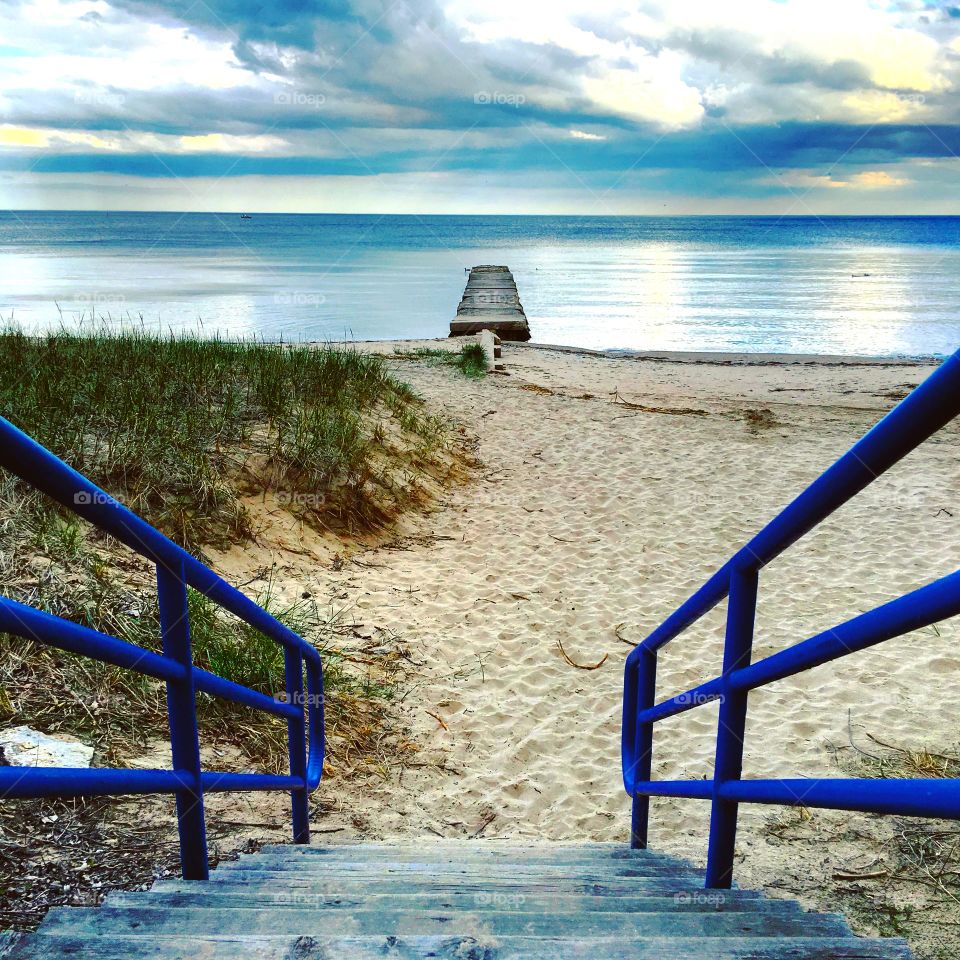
[[1, 0, 959, 212]]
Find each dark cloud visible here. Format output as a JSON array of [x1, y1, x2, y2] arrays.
[[106, 0, 460, 77], [111, 0, 364, 48], [3, 0, 960, 207], [653, 27, 872, 91], [4, 123, 959, 181]]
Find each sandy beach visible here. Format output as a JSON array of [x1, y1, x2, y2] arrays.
[[204, 342, 959, 942]]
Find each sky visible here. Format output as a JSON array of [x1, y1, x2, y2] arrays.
[[1, 0, 960, 213]]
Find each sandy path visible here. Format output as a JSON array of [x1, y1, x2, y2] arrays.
[[210, 344, 958, 954], [278, 345, 958, 861]]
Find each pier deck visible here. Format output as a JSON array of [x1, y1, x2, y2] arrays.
[[450, 265, 531, 341]]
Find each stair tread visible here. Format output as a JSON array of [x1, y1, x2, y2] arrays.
[[259, 843, 692, 861], [37, 904, 853, 938], [217, 859, 704, 878], [6, 844, 912, 959], [9, 934, 913, 959], [200, 874, 728, 893], [0, 932, 23, 958], [110, 890, 797, 913]]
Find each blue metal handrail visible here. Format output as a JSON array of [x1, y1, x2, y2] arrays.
[[0, 416, 324, 880], [622, 349, 960, 888]]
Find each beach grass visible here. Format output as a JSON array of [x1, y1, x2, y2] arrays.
[[396, 342, 488, 379], [0, 327, 447, 550], [0, 324, 454, 763], [0, 329, 453, 921], [0, 328, 451, 754]]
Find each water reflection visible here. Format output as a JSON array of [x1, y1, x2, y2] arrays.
[[2, 216, 959, 356]]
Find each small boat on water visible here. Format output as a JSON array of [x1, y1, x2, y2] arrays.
[[240, 214, 252, 220]]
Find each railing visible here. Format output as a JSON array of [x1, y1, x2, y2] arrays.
[[622, 349, 960, 889], [0, 417, 324, 880]]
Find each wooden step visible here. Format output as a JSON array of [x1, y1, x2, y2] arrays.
[[4, 842, 913, 959], [170, 876, 761, 900], [215, 856, 705, 879], [38, 904, 852, 939], [108, 889, 801, 915], [257, 842, 695, 864], [6, 934, 913, 959]]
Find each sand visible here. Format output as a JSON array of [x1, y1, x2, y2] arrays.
[[211, 342, 958, 950]]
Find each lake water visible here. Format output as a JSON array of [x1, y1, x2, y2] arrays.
[[1, 212, 959, 356]]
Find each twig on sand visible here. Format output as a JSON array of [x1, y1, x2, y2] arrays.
[[847, 709, 885, 761], [470, 810, 497, 838], [426, 710, 449, 731], [401, 760, 463, 775], [832, 869, 890, 881], [609, 389, 707, 417], [557, 638, 608, 670], [614, 622, 635, 647]]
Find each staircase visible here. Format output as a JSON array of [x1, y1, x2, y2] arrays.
[[4, 842, 910, 959], [4, 363, 955, 960]]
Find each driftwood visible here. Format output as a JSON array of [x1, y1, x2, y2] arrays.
[[556, 637, 608, 670]]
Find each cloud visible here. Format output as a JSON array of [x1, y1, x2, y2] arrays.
[[569, 129, 606, 140], [176, 132, 287, 152], [1, 0, 959, 210], [760, 168, 912, 191], [580, 59, 704, 129], [846, 169, 911, 188]]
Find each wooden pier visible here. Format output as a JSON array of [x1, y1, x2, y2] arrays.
[[450, 265, 530, 341]]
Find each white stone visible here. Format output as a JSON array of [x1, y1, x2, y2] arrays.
[[0, 725, 94, 768], [478, 330, 496, 372]]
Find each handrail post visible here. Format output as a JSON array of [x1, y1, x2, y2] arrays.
[[284, 646, 310, 844], [156, 560, 209, 881], [705, 564, 758, 888], [630, 648, 657, 848]]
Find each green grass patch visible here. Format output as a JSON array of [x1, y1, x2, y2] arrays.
[[0, 328, 448, 550], [398, 342, 488, 379], [0, 329, 454, 780], [0, 472, 406, 774], [0, 331, 447, 927]]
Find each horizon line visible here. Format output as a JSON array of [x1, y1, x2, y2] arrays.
[[4, 210, 960, 218]]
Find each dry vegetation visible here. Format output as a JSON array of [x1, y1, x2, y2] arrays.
[[760, 720, 960, 960], [0, 329, 466, 930]]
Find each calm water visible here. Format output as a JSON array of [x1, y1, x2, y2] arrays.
[[1, 212, 959, 356]]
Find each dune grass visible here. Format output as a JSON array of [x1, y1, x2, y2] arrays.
[[0, 328, 445, 550], [0, 327, 454, 774], [397, 342, 488, 379], [0, 328, 460, 930]]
